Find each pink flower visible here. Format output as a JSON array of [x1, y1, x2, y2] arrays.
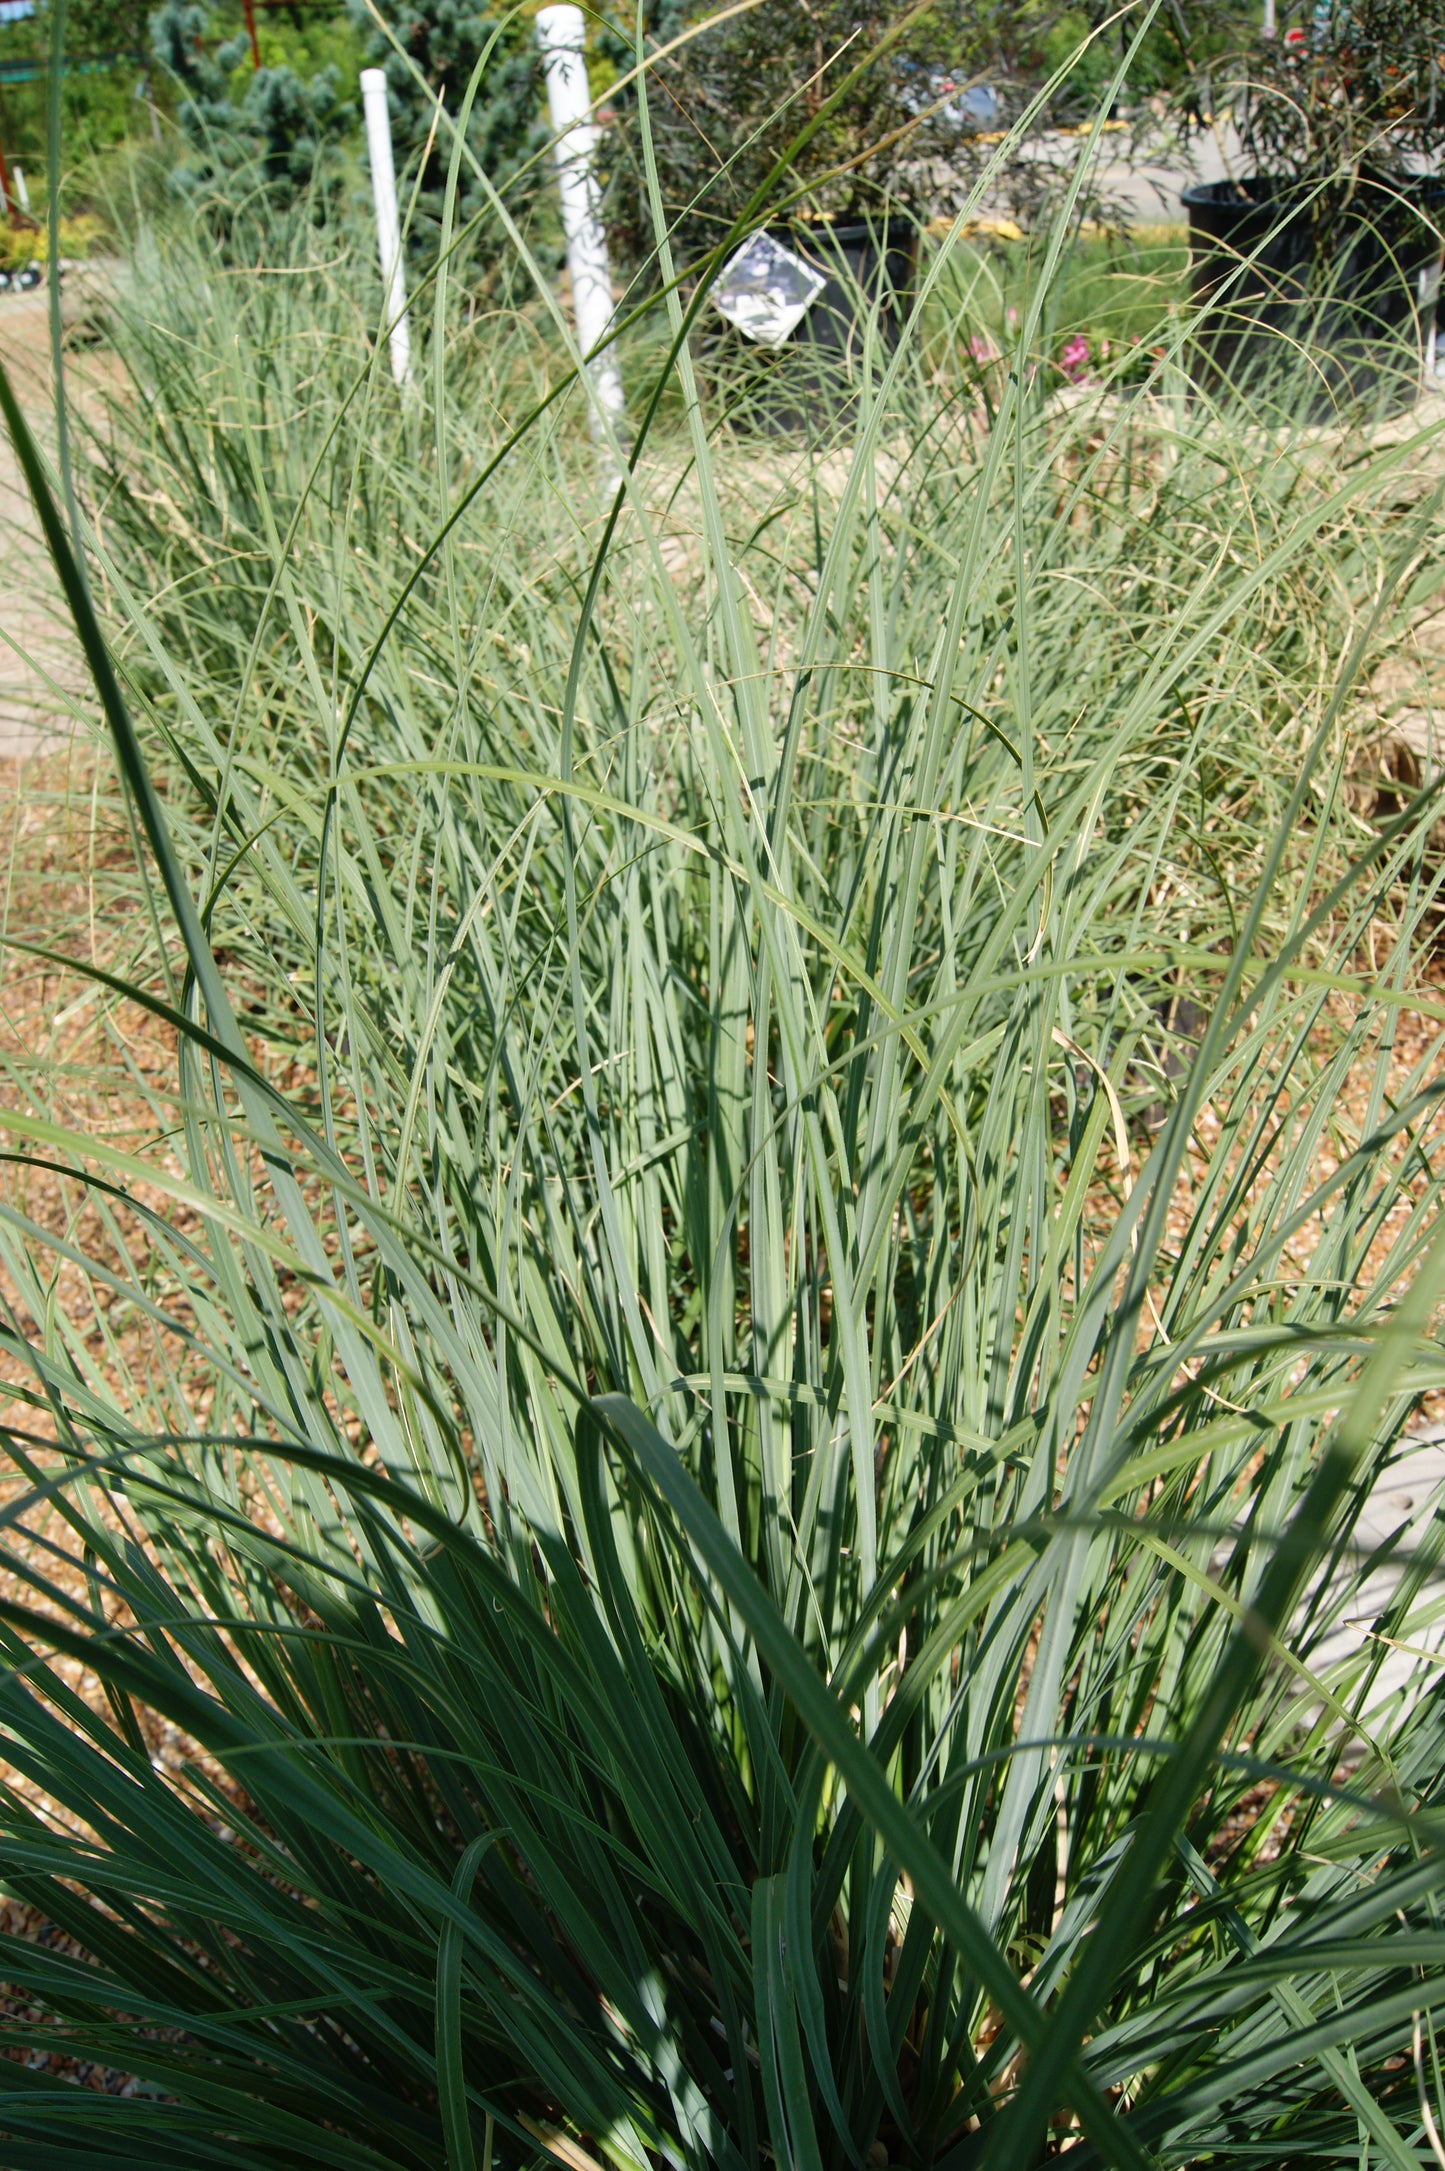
[[968, 333, 998, 366], [1058, 333, 1092, 383]]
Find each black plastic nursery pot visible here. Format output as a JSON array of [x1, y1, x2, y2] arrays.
[[1181, 175, 1444, 419], [711, 214, 919, 436], [785, 217, 918, 366]]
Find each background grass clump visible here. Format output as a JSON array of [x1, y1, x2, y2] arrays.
[[0, 53, 1442, 2171]]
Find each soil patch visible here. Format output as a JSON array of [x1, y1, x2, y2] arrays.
[[0, 268, 119, 760]]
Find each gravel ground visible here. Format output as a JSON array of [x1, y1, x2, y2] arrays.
[[0, 269, 114, 762]]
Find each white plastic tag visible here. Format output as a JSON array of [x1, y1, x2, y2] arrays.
[[711, 232, 827, 347]]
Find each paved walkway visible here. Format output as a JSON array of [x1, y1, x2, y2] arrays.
[[1306, 1430, 1445, 1714], [958, 118, 1239, 229], [1084, 120, 1238, 225]]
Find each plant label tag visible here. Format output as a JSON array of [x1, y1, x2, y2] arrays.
[[711, 232, 826, 347]]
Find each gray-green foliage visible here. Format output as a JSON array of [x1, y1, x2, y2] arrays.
[[0, 94, 1444, 2171], [349, 0, 547, 257], [150, 0, 351, 207]]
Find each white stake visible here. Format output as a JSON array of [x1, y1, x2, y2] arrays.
[[1422, 251, 1444, 387], [536, 5, 625, 445], [1262, 0, 1276, 37], [12, 166, 27, 214], [360, 67, 412, 389]]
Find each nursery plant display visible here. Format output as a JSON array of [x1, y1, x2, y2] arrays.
[[603, 5, 1208, 427], [600, 0, 1210, 268], [1171, 0, 1445, 409], [601, 0, 1013, 261], [1221, 0, 1445, 189], [0, 13, 1443, 2170], [597, 0, 1001, 425]]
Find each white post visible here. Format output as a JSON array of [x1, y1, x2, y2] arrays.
[[12, 166, 27, 214], [1422, 253, 1444, 387], [535, 4, 625, 444], [360, 67, 412, 390], [1262, 0, 1276, 37]]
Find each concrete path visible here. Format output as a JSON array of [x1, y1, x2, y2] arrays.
[[1305, 1430, 1445, 1716], [961, 118, 1240, 229], [1086, 120, 1239, 226]]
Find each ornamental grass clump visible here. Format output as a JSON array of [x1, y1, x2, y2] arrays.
[[0, 30, 1443, 2171]]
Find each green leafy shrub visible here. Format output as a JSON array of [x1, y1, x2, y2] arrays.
[[0, 0, 152, 163], [1169, 0, 1445, 188], [0, 212, 105, 268], [600, 0, 1054, 268], [0, 55, 1443, 2171]]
